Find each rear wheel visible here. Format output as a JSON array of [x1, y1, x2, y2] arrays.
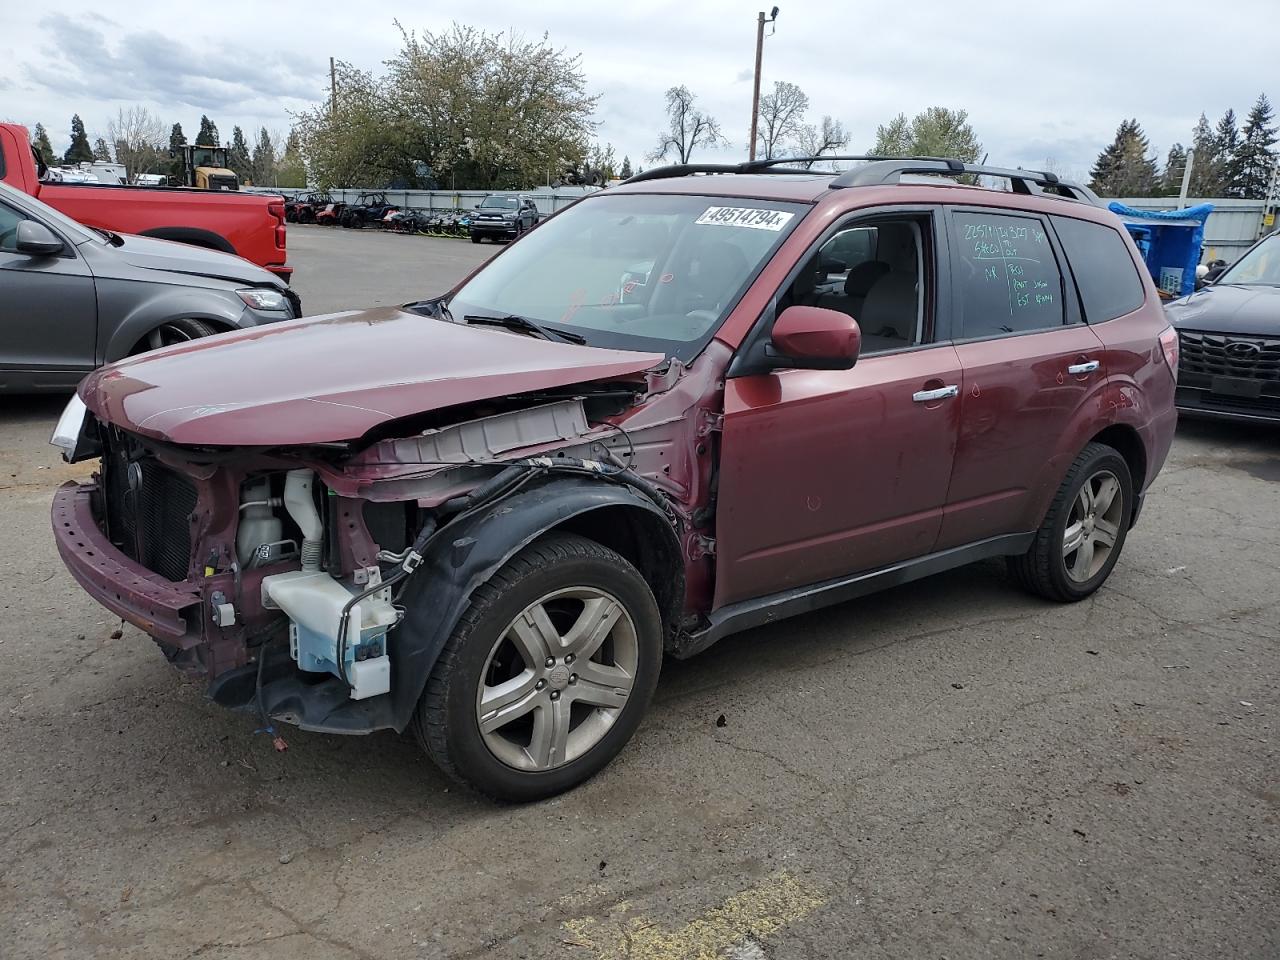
[[131, 317, 220, 355], [298, 208, 315, 224], [1009, 442, 1133, 602], [412, 533, 662, 801]]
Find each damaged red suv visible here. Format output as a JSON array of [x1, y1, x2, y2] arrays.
[[51, 158, 1178, 800]]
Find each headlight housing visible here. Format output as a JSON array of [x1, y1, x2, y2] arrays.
[[238, 288, 290, 312]]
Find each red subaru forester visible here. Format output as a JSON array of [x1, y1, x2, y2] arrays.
[[51, 158, 1178, 800]]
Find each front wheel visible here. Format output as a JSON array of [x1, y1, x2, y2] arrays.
[[131, 317, 220, 355], [470, 233, 482, 244], [412, 533, 662, 801], [1009, 442, 1133, 602]]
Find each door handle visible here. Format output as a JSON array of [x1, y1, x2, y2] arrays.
[[1067, 360, 1100, 375], [912, 385, 959, 403]]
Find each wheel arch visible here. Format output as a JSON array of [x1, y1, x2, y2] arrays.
[[99, 285, 243, 361], [136, 226, 238, 255], [1088, 423, 1147, 520], [386, 477, 682, 733]]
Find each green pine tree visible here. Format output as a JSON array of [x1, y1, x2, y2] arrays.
[[168, 122, 187, 182], [1230, 94, 1278, 199], [1089, 119, 1158, 196], [92, 137, 112, 162], [31, 123, 55, 167], [64, 114, 94, 164], [1188, 113, 1222, 196], [619, 155, 633, 179], [1215, 109, 1242, 195], [228, 126, 251, 180], [196, 115, 220, 147], [250, 128, 275, 185]]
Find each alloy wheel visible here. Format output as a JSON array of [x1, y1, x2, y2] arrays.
[[476, 587, 638, 771], [1062, 469, 1125, 583], [146, 322, 202, 351]]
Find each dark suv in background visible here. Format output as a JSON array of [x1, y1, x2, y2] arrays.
[[469, 194, 539, 242], [52, 156, 1176, 801], [1165, 231, 1280, 423]]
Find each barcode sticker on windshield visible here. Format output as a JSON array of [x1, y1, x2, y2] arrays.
[[695, 206, 795, 231]]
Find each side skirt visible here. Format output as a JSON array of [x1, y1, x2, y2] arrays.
[[676, 532, 1035, 659]]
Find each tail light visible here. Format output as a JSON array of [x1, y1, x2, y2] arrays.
[[1158, 325, 1179, 377], [267, 200, 285, 222]]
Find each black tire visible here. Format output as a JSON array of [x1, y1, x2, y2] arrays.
[[470, 233, 482, 243], [412, 533, 663, 801], [298, 208, 315, 224], [131, 317, 220, 355], [1008, 442, 1133, 602]]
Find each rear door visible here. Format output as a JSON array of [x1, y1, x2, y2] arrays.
[[936, 207, 1107, 549], [0, 197, 97, 389], [715, 209, 964, 607]]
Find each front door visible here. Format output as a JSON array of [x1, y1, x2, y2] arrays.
[[0, 199, 97, 390], [714, 213, 963, 608]]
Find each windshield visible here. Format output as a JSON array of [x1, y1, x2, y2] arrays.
[[481, 197, 519, 209], [1219, 234, 1280, 285], [450, 192, 806, 358], [0, 180, 102, 245]]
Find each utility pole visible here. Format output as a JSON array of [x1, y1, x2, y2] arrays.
[[330, 57, 338, 117], [748, 8, 779, 162]]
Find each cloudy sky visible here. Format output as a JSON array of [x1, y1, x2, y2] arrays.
[[2, 0, 1272, 182]]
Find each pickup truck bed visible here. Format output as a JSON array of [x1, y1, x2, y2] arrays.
[[0, 123, 291, 281]]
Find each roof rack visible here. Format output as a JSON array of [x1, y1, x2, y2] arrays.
[[622, 155, 1099, 204], [828, 158, 1100, 203], [622, 156, 881, 184]]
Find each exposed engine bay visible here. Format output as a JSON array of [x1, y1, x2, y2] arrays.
[[69, 343, 727, 734]]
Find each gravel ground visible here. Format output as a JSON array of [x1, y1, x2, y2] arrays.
[[1, 226, 1277, 960]]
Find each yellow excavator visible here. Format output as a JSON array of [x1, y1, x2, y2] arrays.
[[175, 144, 239, 190]]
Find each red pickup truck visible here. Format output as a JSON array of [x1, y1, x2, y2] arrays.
[[0, 123, 291, 281]]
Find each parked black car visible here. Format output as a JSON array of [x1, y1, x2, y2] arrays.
[[0, 181, 299, 392], [342, 192, 397, 229], [469, 195, 539, 243], [1165, 231, 1280, 423]]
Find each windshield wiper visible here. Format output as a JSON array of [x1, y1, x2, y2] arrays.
[[462, 314, 586, 345], [92, 227, 125, 247]]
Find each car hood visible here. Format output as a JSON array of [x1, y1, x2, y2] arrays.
[[1165, 283, 1280, 336], [104, 233, 281, 288], [78, 307, 664, 446]]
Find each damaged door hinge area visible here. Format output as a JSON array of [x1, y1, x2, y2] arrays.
[[689, 534, 716, 559], [696, 410, 724, 437]]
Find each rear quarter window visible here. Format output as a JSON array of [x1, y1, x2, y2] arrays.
[[1050, 215, 1146, 322]]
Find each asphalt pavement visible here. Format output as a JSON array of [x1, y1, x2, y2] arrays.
[[1, 225, 1277, 960]]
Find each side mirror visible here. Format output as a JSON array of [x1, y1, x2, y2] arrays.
[[768, 305, 861, 370], [15, 221, 64, 256]]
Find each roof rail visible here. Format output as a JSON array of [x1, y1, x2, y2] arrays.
[[623, 156, 886, 184], [621, 155, 1100, 205], [829, 159, 1100, 203], [622, 163, 745, 184]]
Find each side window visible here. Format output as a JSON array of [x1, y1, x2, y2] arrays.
[[0, 203, 26, 252], [950, 211, 1065, 338], [1050, 215, 1146, 322], [779, 218, 926, 354]]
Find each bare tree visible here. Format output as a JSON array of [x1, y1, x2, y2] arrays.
[[107, 106, 166, 181], [794, 116, 849, 168], [648, 85, 726, 164], [756, 81, 809, 159]]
